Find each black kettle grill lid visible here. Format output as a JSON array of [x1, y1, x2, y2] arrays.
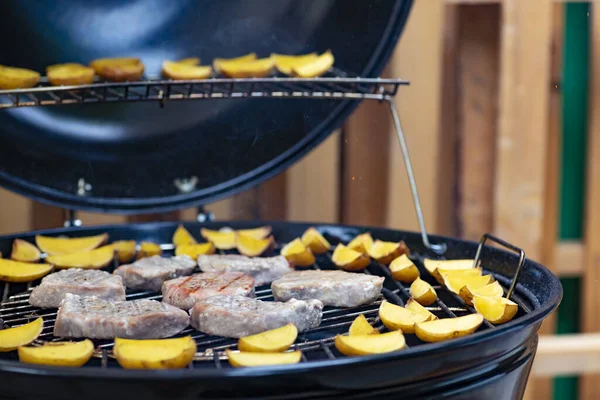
[[0, 0, 412, 214]]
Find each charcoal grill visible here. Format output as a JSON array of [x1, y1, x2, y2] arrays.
[[0, 1, 561, 399]]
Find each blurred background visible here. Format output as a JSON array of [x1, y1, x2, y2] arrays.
[[0, 1, 596, 399]]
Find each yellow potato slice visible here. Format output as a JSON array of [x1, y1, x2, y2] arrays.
[[114, 336, 197, 369], [172, 225, 197, 246], [176, 57, 200, 66], [0, 65, 40, 90], [424, 258, 477, 284], [175, 243, 216, 259], [36, 233, 109, 256], [46, 63, 95, 86], [378, 300, 429, 334], [415, 314, 484, 343], [281, 238, 315, 267], [334, 331, 406, 356], [213, 53, 257, 74], [271, 52, 318, 75], [236, 226, 272, 240], [200, 228, 237, 250], [226, 349, 302, 367], [406, 298, 438, 321], [0, 317, 43, 352], [473, 295, 518, 324], [301, 227, 331, 255], [137, 242, 162, 259], [443, 274, 495, 295], [218, 57, 275, 78], [237, 234, 274, 257], [112, 240, 137, 263], [437, 267, 482, 283], [348, 314, 379, 336], [409, 278, 437, 306], [238, 323, 298, 353], [18, 339, 94, 367], [368, 240, 409, 265], [347, 232, 373, 255], [89, 57, 144, 82], [0, 259, 53, 282], [292, 50, 334, 78], [46, 245, 115, 270], [389, 254, 419, 283], [460, 281, 505, 307], [162, 60, 213, 80], [331, 243, 370, 271], [11, 239, 41, 263]]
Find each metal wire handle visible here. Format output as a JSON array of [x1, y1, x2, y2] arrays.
[[472, 233, 526, 300]]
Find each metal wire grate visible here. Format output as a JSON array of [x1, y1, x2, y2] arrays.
[[0, 236, 531, 369]]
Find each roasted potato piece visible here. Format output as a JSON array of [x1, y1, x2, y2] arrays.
[[176, 57, 200, 66], [459, 281, 505, 307], [137, 241, 162, 259], [112, 240, 137, 263], [0, 65, 40, 89], [175, 243, 216, 259], [409, 278, 437, 306], [237, 234, 274, 257], [415, 314, 484, 343], [238, 323, 298, 353], [36, 233, 108, 256], [378, 300, 429, 334], [172, 225, 197, 246], [349, 314, 379, 336], [18, 339, 94, 367], [236, 226, 272, 240], [443, 274, 495, 295], [46, 63, 95, 86], [281, 238, 315, 267], [368, 240, 409, 265], [114, 336, 197, 369], [331, 243, 370, 271], [292, 50, 334, 78], [347, 232, 373, 255], [437, 267, 483, 284], [162, 60, 212, 80], [226, 349, 302, 367], [300, 227, 331, 255], [218, 57, 275, 78], [271, 52, 318, 75], [473, 295, 518, 324], [406, 298, 438, 321], [46, 245, 115, 270], [0, 317, 43, 352], [89, 57, 144, 82], [0, 259, 53, 282], [200, 228, 237, 250], [423, 258, 477, 283], [11, 239, 41, 263], [213, 53, 257, 74], [334, 331, 406, 356], [389, 254, 419, 283]]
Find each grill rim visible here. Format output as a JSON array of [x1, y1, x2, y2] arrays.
[[0, 220, 562, 380]]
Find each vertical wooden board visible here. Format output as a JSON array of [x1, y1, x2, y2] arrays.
[[494, 0, 553, 399], [230, 173, 287, 221], [385, 0, 445, 232], [286, 131, 340, 223], [581, 4, 600, 399], [30, 202, 64, 231], [77, 212, 125, 226], [0, 190, 31, 234]]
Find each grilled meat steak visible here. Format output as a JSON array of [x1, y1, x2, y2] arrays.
[[162, 271, 255, 310], [54, 293, 189, 339], [197, 254, 292, 286], [271, 270, 384, 307], [190, 294, 323, 338], [29, 268, 126, 308], [113, 255, 196, 291]]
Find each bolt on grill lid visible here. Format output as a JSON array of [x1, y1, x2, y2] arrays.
[[0, 0, 413, 214]]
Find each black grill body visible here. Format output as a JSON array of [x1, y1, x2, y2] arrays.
[[0, 221, 561, 400]]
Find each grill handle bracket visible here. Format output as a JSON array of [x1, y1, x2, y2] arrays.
[[473, 233, 526, 300]]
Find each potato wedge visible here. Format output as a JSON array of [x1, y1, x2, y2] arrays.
[[0, 259, 53, 282], [175, 243, 216, 259], [437, 267, 482, 283], [379, 300, 429, 334], [36, 233, 108, 256], [415, 314, 484, 343], [389, 254, 419, 283], [114, 336, 196, 369], [301, 227, 331, 255], [349, 314, 379, 336], [200, 228, 237, 250], [226, 349, 302, 367], [237, 234, 274, 257], [443, 274, 495, 295], [271, 52, 318, 75], [347, 232, 373, 255], [46, 245, 114, 270], [281, 238, 315, 267], [11, 239, 41, 263], [0, 65, 40, 89], [331, 243, 370, 271], [236, 226, 272, 240], [218, 57, 275, 78], [409, 278, 437, 306], [368, 240, 409, 265], [292, 50, 335, 78], [459, 280, 505, 307], [89, 57, 144, 82], [213, 53, 257, 74], [0, 317, 43, 352], [473, 295, 518, 324], [137, 242, 162, 259], [46, 63, 95, 86], [406, 298, 438, 321], [18, 339, 94, 367], [238, 323, 297, 353], [423, 258, 477, 284], [162, 60, 212, 80], [334, 331, 406, 356], [113, 240, 137, 263], [176, 57, 201, 66], [172, 225, 197, 246]]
